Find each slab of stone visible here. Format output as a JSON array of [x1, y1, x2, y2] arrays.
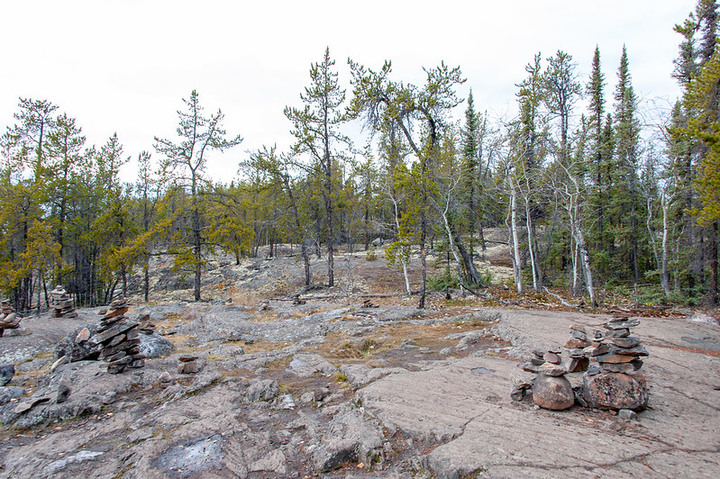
[[611, 336, 641, 348], [564, 337, 590, 349], [288, 352, 338, 378], [543, 352, 561, 364], [539, 362, 566, 377], [594, 352, 638, 364], [611, 344, 649, 356]]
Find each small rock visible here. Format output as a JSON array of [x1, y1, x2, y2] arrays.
[[56, 382, 71, 404], [618, 408, 638, 420], [178, 360, 202, 374], [611, 336, 641, 348], [246, 379, 280, 402], [0, 364, 15, 386], [540, 363, 566, 377], [594, 352, 638, 364], [611, 344, 649, 357], [158, 372, 172, 383], [75, 328, 91, 342], [605, 328, 631, 339], [543, 352, 561, 364], [588, 343, 610, 356], [564, 337, 590, 349], [565, 356, 589, 373], [520, 362, 540, 373]]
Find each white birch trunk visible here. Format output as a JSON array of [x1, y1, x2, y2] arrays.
[[660, 192, 671, 296], [441, 197, 466, 284], [524, 196, 540, 292], [510, 187, 523, 294]]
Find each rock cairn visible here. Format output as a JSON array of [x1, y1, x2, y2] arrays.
[[582, 314, 649, 411], [514, 316, 649, 413], [50, 285, 78, 318], [531, 349, 575, 410], [0, 299, 21, 336], [91, 299, 146, 374], [178, 354, 201, 374]]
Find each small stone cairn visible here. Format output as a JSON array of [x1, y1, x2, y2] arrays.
[[582, 314, 649, 411], [90, 298, 146, 374], [0, 299, 21, 336], [50, 285, 78, 318], [514, 315, 649, 413], [178, 354, 202, 374]]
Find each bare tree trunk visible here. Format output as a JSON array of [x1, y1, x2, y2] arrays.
[[509, 187, 523, 294], [524, 195, 541, 292], [576, 225, 596, 307], [571, 236, 580, 296], [439, 195, 482, 286], [661, 194, 671, 297], [390, 196, 411, 295]]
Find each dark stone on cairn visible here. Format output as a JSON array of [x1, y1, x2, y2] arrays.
[[565, 356, 590, 373]]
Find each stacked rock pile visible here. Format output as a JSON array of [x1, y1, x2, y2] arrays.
[[531, 349, 575, 410], [0, 299, 21, 336], [178, 354, 201, 374], [91, 299, 146, 374], [137, 313, 156, 335], [514, 316, 650, 413], [50, 285, 78, 318], [582, 314, 649, 411]]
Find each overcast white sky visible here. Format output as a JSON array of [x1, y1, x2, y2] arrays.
[[0, 0, 695, 182]]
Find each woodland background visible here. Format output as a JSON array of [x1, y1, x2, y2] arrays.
[[2, 1, 719, 312]]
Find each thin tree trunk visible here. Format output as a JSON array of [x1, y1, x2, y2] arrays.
[[510, 187, 523, 294], [390, 195, 411, 295], [576, 225, 596, 307], [524, 196, 540, 292], [661, 194, 671, 297]]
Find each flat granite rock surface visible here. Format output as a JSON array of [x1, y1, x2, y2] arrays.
[[0, 301, 718, 478]]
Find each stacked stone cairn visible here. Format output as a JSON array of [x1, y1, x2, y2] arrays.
[[0, 299, 21, 336], [582, 314, 649, 411], [90, 299, 146, 374], [50, 285, 78, 318], [514, 316, 649, 414], [528, 349, 575, 410], [178, 354, 201, 374]]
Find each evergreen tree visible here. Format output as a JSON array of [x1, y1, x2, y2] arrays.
[[154, 90, 242, 301], [285, 48, 350, 288], [611, 46, 643, 288]]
